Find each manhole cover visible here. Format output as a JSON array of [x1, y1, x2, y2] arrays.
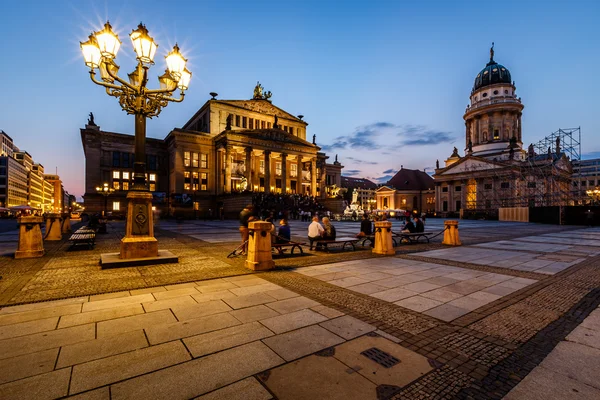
[[361, 347, 400, 368]]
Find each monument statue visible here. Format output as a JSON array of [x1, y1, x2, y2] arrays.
[[490, 42, 494, 61], [273, 115, 279, 129], [352, 189, 358, 204], [468, 139, 473, 153], [451, 147, 459, 158], [87, 112, 96, 126], [253, 82, 263, 99], [556, 136, 561, 154], [528, 143, 535, 157], [312, 134, 316, 145], [335, 154, 338, 163], [436, 159, 439, 169], [226, 114, 232, 130]]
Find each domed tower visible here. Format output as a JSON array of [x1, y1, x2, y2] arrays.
[[464, 44, 525, 161]]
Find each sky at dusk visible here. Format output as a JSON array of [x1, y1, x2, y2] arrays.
[[0, 0, 599, 199]]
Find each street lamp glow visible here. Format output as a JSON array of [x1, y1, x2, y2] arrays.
[[158, 70, 177, 91], [165, 44, 186, 80], [130, 23, 157, 64], [80, 34, 101, 68], [177, 67, 192, 90], [94, 22, 121, 60], [99, 60, 120, 83]]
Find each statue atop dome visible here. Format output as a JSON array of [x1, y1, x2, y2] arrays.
[[490, 42, 495, 62]]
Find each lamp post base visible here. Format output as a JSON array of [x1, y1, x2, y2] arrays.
[[120, 191, 158, 259]]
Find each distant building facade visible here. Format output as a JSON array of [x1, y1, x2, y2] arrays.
[[81, 84, 343, 217], [341, 176, 378, 210], [433, 46, 572, 217], [376, 167, 435, 214]]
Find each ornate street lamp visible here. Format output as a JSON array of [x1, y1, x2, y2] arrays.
[[81, 21, 191, 260], [96, 183, 115, 217]]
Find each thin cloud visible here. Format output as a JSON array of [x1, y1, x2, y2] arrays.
[[346, 157, 378, 165], [397, 124, 455, 146], [382, 168, 397, 174], [343, 169, 362, 176]]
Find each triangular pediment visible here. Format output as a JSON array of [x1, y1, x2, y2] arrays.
[[376, 185, 396, 192], [214, 100, 303, 123], [218, 128, 317, 149], [436, 156, 507, 176]]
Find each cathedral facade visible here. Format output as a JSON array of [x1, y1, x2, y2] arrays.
[[433, 46, 572, 218], [81, 83, 343, 218]]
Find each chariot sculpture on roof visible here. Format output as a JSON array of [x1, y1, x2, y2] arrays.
[[253, 81, 272, 100]]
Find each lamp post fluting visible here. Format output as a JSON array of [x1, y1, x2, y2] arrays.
[[81, 21, 191, 260]]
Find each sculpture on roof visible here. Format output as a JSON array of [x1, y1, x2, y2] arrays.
[[528, 143, 535, 158], [451, 147, 459, 158], [490, 42, 494, 61], [556, 136, 561, 154], [468, 139, 473, 153], [87, 112, 96, 126], [312, 134, 316, 145], [253, 81, 272, 100], [436, 159, 439, 169], [273, 115, 279, 129], [226, 114, 232, 130]]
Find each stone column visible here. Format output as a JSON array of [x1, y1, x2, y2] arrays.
[[448, 182, 454, 212], [475, 117, 480, 144], [297, 156, 302, 194], [15, 216, 44, 259], [245, 147, 252, 190], [225, 147, 232, 193], [44, 213, 62, 241], [245, 221, 275, 271], [281, 153, 287, 194], [311, 158, 317, 197], [264, 151, 271, 194], [373, 221, 394, 255], [517, 113, 522, 142]]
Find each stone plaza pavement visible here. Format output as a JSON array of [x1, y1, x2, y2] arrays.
[[0, 219, 599, 399]]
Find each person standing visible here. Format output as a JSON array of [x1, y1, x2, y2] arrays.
[[239, 205, 255, 255], [307, 216, 324, 250]]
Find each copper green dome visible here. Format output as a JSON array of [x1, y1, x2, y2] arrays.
[[472, 44, 512, 92]]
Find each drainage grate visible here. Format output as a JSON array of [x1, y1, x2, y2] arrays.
[[361, 347, 400, 368]]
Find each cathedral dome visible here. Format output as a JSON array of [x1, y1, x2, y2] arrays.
[[472, 45, 512, 92]]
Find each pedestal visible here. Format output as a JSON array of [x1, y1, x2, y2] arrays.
[[44, 213, 62, 241], [372, 221, 395, 255], [15, 216, 45, 259], [120, 191, 158, 259], [245, 221, 275, 271], [442, 220, 462, 246], [61, 213, 72, 234]]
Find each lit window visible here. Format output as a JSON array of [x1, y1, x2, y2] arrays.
[[276, 162, 282, 176], [260, 160, 265, 174], [494, 130, 500, 140], [200, 153, 207, 168], [184, 151, 191, 167], [149, 174, 156, 182], [290, 164, 297, 177], [112, 171, 120, 179], [402, 198, 407, 205], [123, 172, 130, 180], [201, 172, 207, 191], [149, 183, 156, 191], [123, 181, 129, 190], [112, 201, 120, 211], [192, 153, 199, 168], [184, 171, 190, 179], [113, 181, 120, 190], [193, 201, 199, 210], [184, 183, 191, 190]]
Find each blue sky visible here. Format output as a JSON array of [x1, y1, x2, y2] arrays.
[[0, 0, 598, 198]]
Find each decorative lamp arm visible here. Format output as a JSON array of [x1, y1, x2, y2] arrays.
[[89, 70, 122, 90], [105, 62, 138, 92]]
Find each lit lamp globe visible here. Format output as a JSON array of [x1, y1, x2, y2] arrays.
[[177, 68, 192, 91], [80, 34, 101, 69], [94, 22, 121, 59], [129, 23, 157, 64], [165, 44, 187, 80], [158, 70, 177, 91]]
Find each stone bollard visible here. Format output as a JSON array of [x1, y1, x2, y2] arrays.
[[245, 221, 275, 271], [44, 213, 63, 241], [442, 220, 462, 246], [15, 216, 45, 259], [61, 213, 72, 234], [373, 221, 395, 255]]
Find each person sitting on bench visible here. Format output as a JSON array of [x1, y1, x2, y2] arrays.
[[307, 216, 324, 250], [402, 217, 416, 233], [276, 219, 291, 243], [322, 217, 336, 240], [414, 216, 425, 233], [356, 214, 372, 238]]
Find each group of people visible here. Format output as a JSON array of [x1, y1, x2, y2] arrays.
[[251, 193, 329, 221], [307, 216, 336, 250], [238, 204, 292, 254]]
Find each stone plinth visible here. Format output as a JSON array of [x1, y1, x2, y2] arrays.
[[61, 213, 72, 234], [245, 221, 275, 271], [442, 220, 462, 246], [120, 191, 158, 259], [44, 213, 63, 241], [373, 221, 395, 255], [15, 216, 45, 259]]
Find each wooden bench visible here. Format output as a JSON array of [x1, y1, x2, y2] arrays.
[[271, 241, 306, 255], [313, 237, 360, 252], [68, 227, 97, 249], [393, 231, 436, 244]]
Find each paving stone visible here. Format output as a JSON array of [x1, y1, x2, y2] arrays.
[[424, 303, 470, 322], [371, 287, 419, 302], [110, 341, 283, 400], [0, 303, 82, 326], [70, 340, 191, 394], [89, 291, 131, 302], [504, 365, 600, 400], [262, 354, 376, 400], [0, 367, 71, 400], [481, 284, 520, 297], [230, 278, 271, 287], [265, 296, 320, 314], [145, 312, 241, 345], [164, 282, 198, 290], [0, 323, 95, 360], [129, 286, 166, 296], [328, 276, 371, 288], [152, 287, 201, 301], [142, 295, 198, 313], [196, 280, 247, 293], [259, 309, 328, 334], [0, 348, 58, 385], [539, 341, 600, 390], [420, 288, 464, 303], [194, 377, 272, 400], [0, 316, 58, 340], [498, 280, 530, 290], [447, 294, 493, 312], [319, 315, 376, 340], [395, 296, 444, 312], [373, 275, 426, 288], [96, 309, 177, 338], [222, 293, 278, 310], [58, 304, 145, 329], [374, 329, 401, 343], [65, 387, 110, 400], [333, 335, 433, 386], [57, 329, 148, 368], [263, 288, 299, 300], [422, 276, 461, 287], [229, 305, 280, 323], [191, 290, 239, 303], [81, 294, 155, 313], [229, 283, 282, 297], [567, 325, 600, 350], [171, 300, 233, 321], [444, 281, 486, 295], [402, 281, 442, 293], [184, 321, 275, 358], [310, 305, 345, 319], [0, 297, 88, 315], [262, 325, 345, 361], [346, 282, 390, 295], [581, 308, 600, 331]]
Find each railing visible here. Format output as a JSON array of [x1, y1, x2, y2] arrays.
[[466, 97, 521, 111]]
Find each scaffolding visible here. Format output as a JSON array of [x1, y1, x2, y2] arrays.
[[532, 127, 581, 163]]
